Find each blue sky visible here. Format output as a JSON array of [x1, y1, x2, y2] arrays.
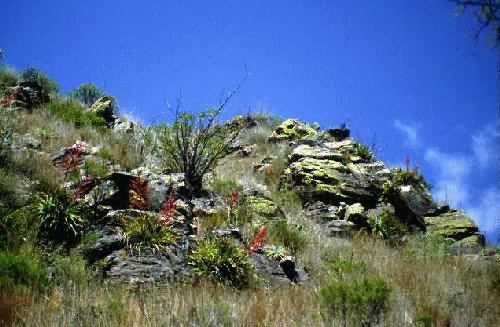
[[2, 1, 499, 242]]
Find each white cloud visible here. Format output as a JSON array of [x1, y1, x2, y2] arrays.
[[424, 148, 472, 208], [468, 188, 500, 238], [393, 119, 418, 147], [472, 124, 499, 169]]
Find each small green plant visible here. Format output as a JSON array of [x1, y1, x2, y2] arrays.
[[189, 237, 254, 288], [0, 251, 49, 291], [120, 214, 178, 252], [35, 191, 86, 245], [367, 211, 407, 244], [50, 250, 92, 287], [267, 220, 308, 255], [352, 143, 374, 162], [262, 245, 288, 261], [84, 160, 109, 178], [96, 146, 114, 161]]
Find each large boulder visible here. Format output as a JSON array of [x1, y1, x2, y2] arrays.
[[284, 145, 390, 207], [268, 119, 317, 142], [424, 209, 484, 251]]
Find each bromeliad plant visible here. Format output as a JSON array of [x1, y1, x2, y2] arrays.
[[36, 191, 85, 245], [129, 177, 149, 210], [189, 236, 254, 288], [53, 143, 86, 179], [120, 213, 178, 252]]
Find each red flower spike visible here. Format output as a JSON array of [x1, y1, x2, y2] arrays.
[[159, 193, 176, 225], [230, 191, 239, 208], [248, 226, 268, 255]]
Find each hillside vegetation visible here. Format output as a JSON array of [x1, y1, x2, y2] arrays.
[[0, 66, 499, 327]]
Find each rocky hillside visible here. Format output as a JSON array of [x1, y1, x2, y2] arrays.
[[1, 68, 498, 326]]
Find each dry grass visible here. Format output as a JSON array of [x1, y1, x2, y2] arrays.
[[4, 232, 500, 327]]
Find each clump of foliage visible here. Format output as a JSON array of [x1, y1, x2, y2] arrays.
[[84, 160, 109, 178], [320, 256, 391, 327], [42, 97, 107, 129], [267, 220, 308, 255], [0, 251, 49, 291], [352, 142, 374, 162], [263, 245, 288, 261], [35, 191, 86, 245], [0, 206, 38, 251], [382, 166, 431, 202], [189, 237, 254, 288], [120, 213, 178, 252], [367, 211, 407, 245], [70, 83, 106, 107], [21, 67, 58, 96]]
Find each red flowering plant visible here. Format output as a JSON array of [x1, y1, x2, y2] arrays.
[[159, 193, 176, 225], [247, 226, 268, 255], [0, 91, 15, 108], [53, 143, 85, 179], [129, 177, 149, 209], [72, 175, 95, 201], [227, 190, 240, 226]]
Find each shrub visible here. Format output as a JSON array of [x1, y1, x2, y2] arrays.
[[0, 206, 38, 251], [0, 66, 18, 96], [267, 220, 308, 255], [0, 251, 49, 291], [0, 124, 12, 165], [189, 237, 254, 288], [70, 83, 106, 107], [42, 97, 107, 129], [20, 67, 58, 95], [120, 213, 178, 252], [35, 191, 86, 245], [158, 92, 244, 196]]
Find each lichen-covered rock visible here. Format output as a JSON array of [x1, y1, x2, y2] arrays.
[[244, 195, 284, 219], [424, 210, 484, 250], [284, 155, 389, 206], [268, 119, 317, 142], [90, 96, 117, 127]]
